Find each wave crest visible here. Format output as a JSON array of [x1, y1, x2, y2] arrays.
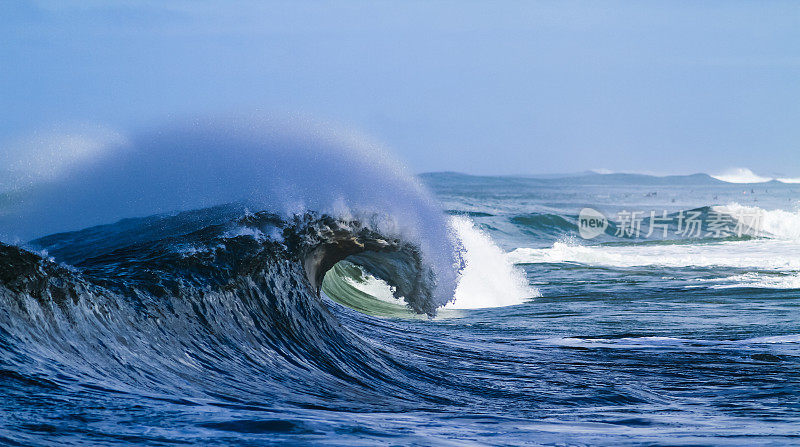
[[0, 116, 463, 309], [711, 167, 800, 184]]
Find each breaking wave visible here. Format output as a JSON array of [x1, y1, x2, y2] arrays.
[[711, 167, 800, 184], [508, 203, 800, 289], [0, 117, 536, 420]]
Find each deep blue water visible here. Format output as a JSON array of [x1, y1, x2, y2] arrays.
[[1, 172, 799, 446]]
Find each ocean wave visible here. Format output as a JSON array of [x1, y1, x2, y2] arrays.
[[509, 236, 800, 271], [711, 167, 800, 184], [0, 202, 535, 409], [446, 216, 537, 308], [0, 210, 433, 406], [712, 202, 800, 241], [422, 169, 800, 185], [0, 118, 542, 417], [506, 204, 799, 242], [321, 216, 536, 313], [510, 213, 578, 236], [0, 116, 470, 309], [509, 202, 800, 273]]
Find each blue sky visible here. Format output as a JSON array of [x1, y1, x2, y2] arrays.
[[2, 1, 799, 176]]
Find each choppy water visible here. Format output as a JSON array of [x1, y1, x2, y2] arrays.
[[1, 123, 799, 446]]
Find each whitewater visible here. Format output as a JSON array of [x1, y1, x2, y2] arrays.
[[1, 119, 799, 445]]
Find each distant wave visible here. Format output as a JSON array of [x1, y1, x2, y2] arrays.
[[505, 204, 800, 243], [508, 203, 800, 289], [422, 169, 800, 185], [509, 237, 800, 271], [586, 167, 800, 184], [711, 167, 800, 184]]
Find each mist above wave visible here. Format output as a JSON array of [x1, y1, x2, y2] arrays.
[[1, 117, 435, 239], [0, 115, 462, 308]]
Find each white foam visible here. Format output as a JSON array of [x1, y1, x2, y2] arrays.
[[447, 216, 539, 309], [711, 168, 773, 183], [741, 334, 800, 344], [222, 226, 267, 241], [705, 273, 800, 290], [713, 202, 800, 241], [509, 238, 800, 271], [334, 216, 537, 310], [711, 167, 800, 184], [511, 203, 800, 282], [342, 274, 406, 306]]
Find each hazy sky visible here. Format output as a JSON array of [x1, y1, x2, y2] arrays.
[[2, 1, 799, 176]]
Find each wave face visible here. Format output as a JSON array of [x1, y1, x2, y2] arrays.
[[0, 123, 547, 443], [2, 209, 496, 445], [1, 208, 444, 398], [3, 155, 800, 444], [711, 167, 800, 184], [508, 203, 800, 270]]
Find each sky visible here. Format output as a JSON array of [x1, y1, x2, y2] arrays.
[[1, 1, 799, 176]]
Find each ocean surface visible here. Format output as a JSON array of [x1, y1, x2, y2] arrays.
[[1, 124, 799, 446]]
